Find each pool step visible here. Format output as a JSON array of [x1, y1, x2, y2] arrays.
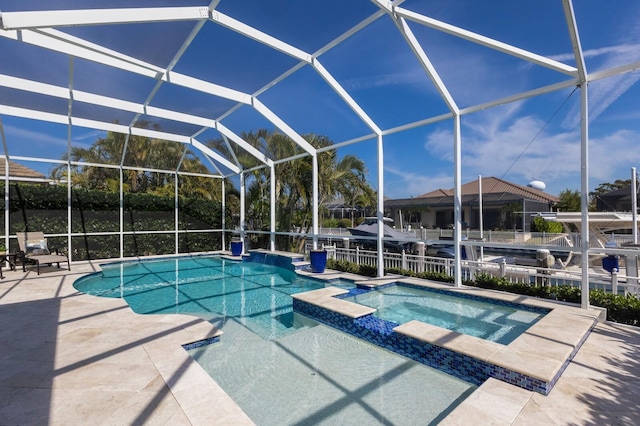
[[244, 249, 306, 271], [292, 260, 311, 270]]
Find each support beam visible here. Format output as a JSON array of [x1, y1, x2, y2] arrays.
[[174, 171, 179, 254], [633, 168, 638, 244], [221, 179, 226, 252], [312, 59, 381, 134], [239, 172, 246, 254], [563, 0, 589, 309], [312, 154, 319, 250], [375, 2, 465, 282], [0, 7, 210, 29], [392, 15, 458, 112], [270, 165, 276, 252], [251, 99, 315, 155], [0, 118, 8, 251], [210, 11, 311, 63], [453, 114, 462, 287], [377, 134, 384, 277], [215, 122, 273, 167], [0, 102, 241, 173], [395, 6, 577, 76]]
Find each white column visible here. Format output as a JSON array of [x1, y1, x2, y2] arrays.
[[579, 82, 590, 309], [377, 134, 384, 277], [632, 167, 637, 244], [174, 171, 179, 254], [453, 114, 462, 286], [563, 0, 589, 309], [67, 162, 72, 260], [3, 159, 8, 253], [119, 168, 124, 258], [270, 165, 276, 252], [240, 172, 245, 252], [479, 175, 484, 262], [312, 154, 319, 250], [221, 179, 226, 252]]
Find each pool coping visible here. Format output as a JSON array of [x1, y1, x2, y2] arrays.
[[291, 274, 603, 395]]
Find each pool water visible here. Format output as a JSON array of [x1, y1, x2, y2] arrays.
[[75, 256, 352, 340], [345, 285, 546, 345], [74, 256, 477, 425]]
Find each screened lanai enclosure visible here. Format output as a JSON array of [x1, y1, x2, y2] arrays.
[[1, 1, 640, 308]]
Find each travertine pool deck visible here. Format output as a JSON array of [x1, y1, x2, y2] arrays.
[[1, 259, 640, 424], [292, 277, 603, 395]]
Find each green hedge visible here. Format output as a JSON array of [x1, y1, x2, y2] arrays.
[[326, 259, 377, 277], [326, 260, 640, 327], [385, 267, 455, 284], [590, 290, 640, 326], [1, 183, 228, 260]]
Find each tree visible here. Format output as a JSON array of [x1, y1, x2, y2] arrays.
[[531, 216, 564, 233], [556, 189, 581, 212], [51, 121, 225, 201], [207, 130, 374, 250]]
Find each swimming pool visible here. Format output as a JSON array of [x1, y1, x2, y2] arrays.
[[74, 255, 476, 424], [75, 255, 346, 340], [343, 284, 547, 345]]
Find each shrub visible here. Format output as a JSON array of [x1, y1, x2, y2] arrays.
[[337, 218, 352, 228], [326, 259, 377, 277], [590, 290, 640, 326], [531, 216, 564, 233], [323, 218, 339, 228], [386, 267, 454, 283]]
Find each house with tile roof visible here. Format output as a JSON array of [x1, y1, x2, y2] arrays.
[[0, 160, 47, 182], [385, 177, 559, 231]]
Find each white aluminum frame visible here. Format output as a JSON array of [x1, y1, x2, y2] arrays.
[[0, 1, 637, 301]]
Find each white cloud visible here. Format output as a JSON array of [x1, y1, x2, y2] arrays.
[[3, 124, 94, 151], [73, 129, 106, 142], [549, 43, 640, 63], [556, 43, 640, 128], [418, 104, 640, 196], [4, 124, 68, 147], [342, 68, 429, 91]]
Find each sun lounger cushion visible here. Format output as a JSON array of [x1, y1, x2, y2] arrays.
[[26, 239, 50, 255]]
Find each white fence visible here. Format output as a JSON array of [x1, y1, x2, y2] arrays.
[[320, 244, 640, 296], [316, 228, 633, 249]]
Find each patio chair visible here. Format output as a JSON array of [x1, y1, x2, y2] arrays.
[[16, 232, 70, 275]]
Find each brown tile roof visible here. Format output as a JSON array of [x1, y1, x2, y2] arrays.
[[416, 176, 558, 203], [0, 160, 46, 179]]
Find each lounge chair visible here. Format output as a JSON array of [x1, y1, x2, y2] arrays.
[[16, 232, 70, 275]]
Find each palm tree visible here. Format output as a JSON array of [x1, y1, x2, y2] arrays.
[[51, 122, 224, 201], [206, 130, 373, 251]]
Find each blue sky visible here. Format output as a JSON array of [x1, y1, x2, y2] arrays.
[[1, 0, 640, 199]]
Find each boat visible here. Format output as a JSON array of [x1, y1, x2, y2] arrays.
[[348, 217, 416, 252]]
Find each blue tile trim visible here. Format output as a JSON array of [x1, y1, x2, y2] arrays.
[[99, 253, 217, 269], [293, 298, 564, 395], [182, 335, 221, 350]]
